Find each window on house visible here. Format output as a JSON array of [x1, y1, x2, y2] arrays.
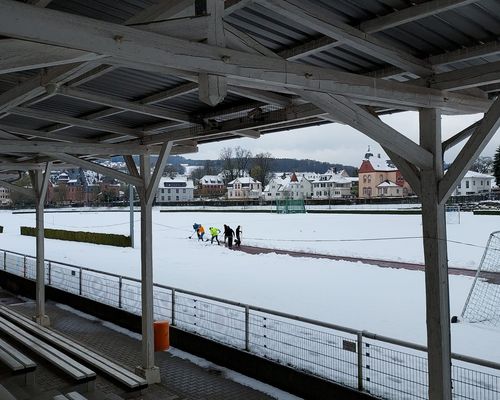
[[458, 183, 461, 189], [183, 189, 186, 193], [167, 189, 171, 193], [466, 181, 469, 188], [176, 196, 179, 200], [481, 180, 484, 185], [167, 196, 171, 201], [487, 181, 490, 186], [368, 176, 371, 182], [176, 189, 179, 193], [473, 180, 476, 186], [380, 174, 383, 182]]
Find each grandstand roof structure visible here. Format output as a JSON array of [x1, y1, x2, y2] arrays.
[[0, 1, 499, 399]]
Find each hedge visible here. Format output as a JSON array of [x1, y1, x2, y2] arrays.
[[473, 210, 500, 216], [20, 226, 131, 247]]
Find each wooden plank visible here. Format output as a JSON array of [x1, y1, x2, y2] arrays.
[[0, 39, 103, 75], [296, 89, 433, 169], [0, 316, 95, 381], [0, 337, 36, 371], [45, 153, 144, 187], [439, 96, 500, 202], [259, 0, 433, 76], [0, 306, 146, 388], [0, 0, 489, 113]]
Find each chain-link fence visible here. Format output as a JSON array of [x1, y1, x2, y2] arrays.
[[1, 248, 499, 399]]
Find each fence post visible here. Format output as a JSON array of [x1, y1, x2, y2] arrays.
[[171, 288, 176, 326], [48, 261, 51, 286], [357, 331, 364, 391], [79, 268, 83, 296], [23, 256, 27, 278], [118, 276, 122, 309], [3, 251, 6, 270], [245, 305, 250, 351]]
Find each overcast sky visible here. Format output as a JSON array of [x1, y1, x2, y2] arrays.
[[188, 111, 499, 168]]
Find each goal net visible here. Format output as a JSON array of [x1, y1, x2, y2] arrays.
[[446, 205, 461, 224], [275, 199, 306, 214], [461, 231, 500, 326]]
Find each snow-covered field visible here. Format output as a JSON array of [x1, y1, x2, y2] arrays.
[[0, 208, 499, 363]]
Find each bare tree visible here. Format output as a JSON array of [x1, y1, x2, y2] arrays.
[[250, 152, 274, 187], [219, 147, 235, 183], [234, 146, 252, 176]]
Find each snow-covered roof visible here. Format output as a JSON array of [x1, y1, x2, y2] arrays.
[[228, 177, 260, 185], [463, 171, 494, 179], [159, 175, 194, 189], [367, 156, 397, 172], [377, 180, 399, 188], [200, 175, 224, 185]]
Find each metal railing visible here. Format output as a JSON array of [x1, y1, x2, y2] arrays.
[[1, 248, 499, 399]]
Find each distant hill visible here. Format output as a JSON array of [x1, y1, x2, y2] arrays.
[[111, 155, 357, 176]]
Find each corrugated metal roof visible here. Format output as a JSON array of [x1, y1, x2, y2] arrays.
[[0, 0, 499, 167]]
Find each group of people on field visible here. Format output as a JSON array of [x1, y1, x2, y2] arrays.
[[192, 223, 242, 249]]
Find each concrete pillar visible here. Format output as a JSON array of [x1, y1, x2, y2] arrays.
[[419, 108, 452, 400]]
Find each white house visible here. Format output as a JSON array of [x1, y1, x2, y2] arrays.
[[453, 171, 494, 196], [156, 175, 194, 203], [311, 169, 352, 199], [262, 173, 314, 200], [227, 177, 262, 199], [0, 186, 11, 206], [377, 180, 404, 197]]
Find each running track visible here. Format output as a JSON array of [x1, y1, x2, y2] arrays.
[[235, 245, 500, 284]]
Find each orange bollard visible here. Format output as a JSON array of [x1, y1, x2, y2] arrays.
[[153, 320, 170, 351]]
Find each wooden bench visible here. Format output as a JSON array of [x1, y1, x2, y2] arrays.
[[0, 316, 96, 392], [54, 391, 88, 400], [0, 306, 148, 392], [0, 336, 36, 386], [0, 384, 16, 400]]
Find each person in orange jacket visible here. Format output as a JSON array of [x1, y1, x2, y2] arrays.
[[197, 225, 205, 241]]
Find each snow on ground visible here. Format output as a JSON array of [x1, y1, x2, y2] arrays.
[[0, 209, 499, 363]]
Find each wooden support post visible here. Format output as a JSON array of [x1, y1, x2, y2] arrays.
[[133, 142, 172, 384], [198, 0, 227, 106], [135, 153, 160, 384], [419, 108, 452, 400], [30, 162, 52, 327]]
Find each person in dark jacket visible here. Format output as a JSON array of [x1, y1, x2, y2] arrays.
[[226, 226, 235, 249], [235, 225, 242, 247], [223, 224, 229, 244]]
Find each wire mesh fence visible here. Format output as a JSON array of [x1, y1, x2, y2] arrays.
[[1, 248, 500, 399]]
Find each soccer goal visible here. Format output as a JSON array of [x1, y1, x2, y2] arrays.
[[275, 198, 306, 214], [461, 231, 500, 326], [446, 205, 461, 224]]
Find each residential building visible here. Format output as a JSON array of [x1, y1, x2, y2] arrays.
[[358, 149, 414, 198], [0, 186, 11, 206], [311, 169, 352, 199], [157, 175, 194, 203], [453, 171, 494, 196], [227, 177, 262, 199], [197, 174, 225, 197]]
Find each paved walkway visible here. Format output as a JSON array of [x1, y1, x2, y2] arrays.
[[0, 289, 277, 400], [236, 245, 500, 284]]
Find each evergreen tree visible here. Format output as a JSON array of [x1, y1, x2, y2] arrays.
[[494, 146, 500, 183]]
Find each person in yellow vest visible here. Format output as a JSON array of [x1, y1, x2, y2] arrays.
[[209, 227, 221, 245]]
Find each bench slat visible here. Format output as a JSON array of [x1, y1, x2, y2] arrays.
[[0, 384, 16, 400], [0, 337, 36, 371], [0, 306, 147, 389], [0, 317, 95, 381]]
